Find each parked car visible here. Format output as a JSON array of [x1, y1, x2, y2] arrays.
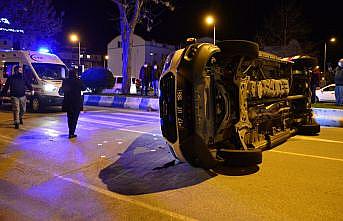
[[102, 76, 137, 94], [315, 84, 335, 103]]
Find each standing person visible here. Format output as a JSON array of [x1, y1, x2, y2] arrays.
[[62, 69, 86, 139], [139, 64, 147, 96], [334, 58, 343, 106], [310, 67, 320, 103], [151, 64, 161, 96], [1, 65, 32, 129], [139, 64, 151, 96]]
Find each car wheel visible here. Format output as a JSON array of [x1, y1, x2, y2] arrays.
[[30, 97, 41, 113], [217, 149, 262, 167], [297, 122, 320, 135], [315, 96, 319, 103], [217, 40, 259, 60]]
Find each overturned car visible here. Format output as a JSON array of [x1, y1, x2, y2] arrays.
[[159, 40, 320, 168]]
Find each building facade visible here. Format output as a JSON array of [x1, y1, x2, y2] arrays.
[[107, 34, 176, 78], [56, 47, 104, 71]]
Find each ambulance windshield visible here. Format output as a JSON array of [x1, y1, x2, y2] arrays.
[[32, 63, 67, 80]]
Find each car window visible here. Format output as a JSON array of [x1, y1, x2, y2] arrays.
[[323, 86, 335, 91], [131, 78, 136, 84], [117, 77, 123, 83], [3, 62, 19, 78]]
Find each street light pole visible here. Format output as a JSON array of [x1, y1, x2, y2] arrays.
[[324, 42, 327, 75], [323, 37, 336, 74], [69, 33, 81, 69], [205, 15, 216, 45], [213, 24, 216, 45], [78, 41, 81, 68]]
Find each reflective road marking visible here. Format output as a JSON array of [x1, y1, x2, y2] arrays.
[[292, 135, 343, 144], [56, 175, 197, 221], [270, 150, 343, 162]]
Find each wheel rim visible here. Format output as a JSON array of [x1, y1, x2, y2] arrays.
[[32, 98, 39, 111]]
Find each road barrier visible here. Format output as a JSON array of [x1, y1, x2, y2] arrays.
[[313, 108, 343, 127], [84, 95, 159, 111], [84, 95, 343, 127]]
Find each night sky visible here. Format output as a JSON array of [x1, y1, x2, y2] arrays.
[[52, 0, 343, 64]]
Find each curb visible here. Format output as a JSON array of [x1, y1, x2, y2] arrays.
[[84, 95, 343, 127], [313, 108, 343, 127], [84, 95, 159, 111]]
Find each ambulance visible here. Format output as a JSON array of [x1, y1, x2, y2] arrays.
[[0, 50, 67, 112]]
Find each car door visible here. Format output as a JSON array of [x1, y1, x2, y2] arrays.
[[321, 85, 336, 102]]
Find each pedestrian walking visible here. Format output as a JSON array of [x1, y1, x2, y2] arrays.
[[139, 64, 150, 96], [151, 64, 161, 96], [1, 65, 32, 129], [62, 69, 86, 139], [335, 59, 343, 106]]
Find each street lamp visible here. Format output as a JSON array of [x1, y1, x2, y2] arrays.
[[104, 55, 109, 68], [69, 33, 81, 67], [324, 37, 336, 74], [205, 15, 216, 45]]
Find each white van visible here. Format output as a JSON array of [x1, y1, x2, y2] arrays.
[[0, 50, 67, 112], [102, 76, 137, 94]]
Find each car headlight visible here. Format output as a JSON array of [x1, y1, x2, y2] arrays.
[[44, 83, 57, 92]]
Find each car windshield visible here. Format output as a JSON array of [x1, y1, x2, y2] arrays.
[[32, 63, 67, 80]]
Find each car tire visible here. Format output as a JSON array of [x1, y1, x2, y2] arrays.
[[297, 122, 320, 135], [217, 40, 259, 60], [217, 149, 262, 166], [315, 96, 319, 103], [30, 97, 42, 113]]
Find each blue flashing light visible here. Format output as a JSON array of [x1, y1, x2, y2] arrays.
[[38, 47, 50, 53]]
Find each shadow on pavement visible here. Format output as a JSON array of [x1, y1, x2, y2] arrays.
[[99, 133, 261, 195], [99, 133, 217, 195], [213, 164, 260, 176]]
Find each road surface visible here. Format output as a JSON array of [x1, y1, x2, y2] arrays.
[[0, 106, 342, 220]]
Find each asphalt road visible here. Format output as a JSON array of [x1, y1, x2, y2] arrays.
[[0, 106, 342, 221]]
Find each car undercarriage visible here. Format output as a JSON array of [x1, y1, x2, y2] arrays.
[[159, 40, 320, 168]]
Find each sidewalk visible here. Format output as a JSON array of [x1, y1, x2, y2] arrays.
[[84, 95, 343, 127]]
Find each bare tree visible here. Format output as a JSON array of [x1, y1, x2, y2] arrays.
[[257, 0, 310, 56], [112, 0, 174, 94], [0, 0, 63, 50]]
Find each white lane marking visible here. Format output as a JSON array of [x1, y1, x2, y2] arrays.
[[86, 110, 108, 113], [78, 118, 125, 127], [90, 114, 156, 124], [0, 153, 194, 221], [0, 135, 18, 145], [270, 150, 343, 162], [292, 136, 343, 144], [55, 175, 197, 221], [118, 128, 162, 137], [111, 112, 160, 120]]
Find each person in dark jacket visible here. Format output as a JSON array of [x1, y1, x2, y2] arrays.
[[151, 64, 161, 96], [62, 69, 86, 139], [335, 59, 343, 106], [139, 64, 151, 96], [1, 65, 32, 129], [311, 67, 320, 103]]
